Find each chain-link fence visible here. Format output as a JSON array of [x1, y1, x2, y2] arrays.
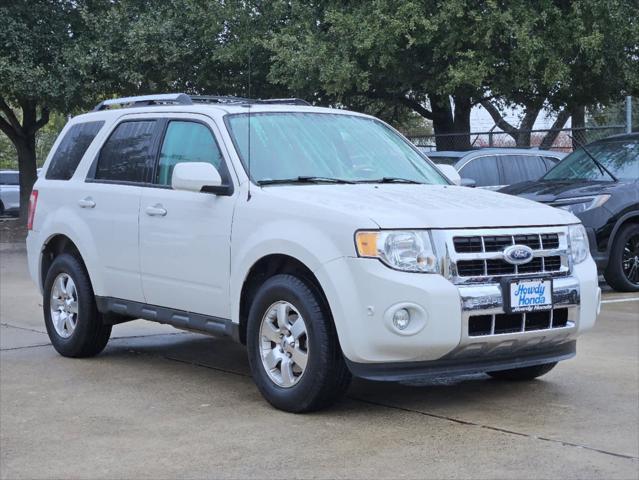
[[408, 125, 627, 153]]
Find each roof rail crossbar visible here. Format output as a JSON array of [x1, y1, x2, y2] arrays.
[[92, 93, 193, 111]]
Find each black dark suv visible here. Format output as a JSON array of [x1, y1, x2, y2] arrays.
[[501, 133, 639, 292]]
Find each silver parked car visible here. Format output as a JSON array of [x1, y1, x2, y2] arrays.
[[423, 148, 567, 190], [0, 170, 20, 216]]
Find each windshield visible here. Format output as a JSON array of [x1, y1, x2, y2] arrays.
[[225, 112, 448, 185], [543, 139, 639, 181]]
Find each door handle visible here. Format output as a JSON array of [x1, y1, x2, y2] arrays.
[[78, 197, 96, 209], [145, 204, 167, 217]]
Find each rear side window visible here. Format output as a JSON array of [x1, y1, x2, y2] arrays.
[[499, 155, 547, 184], [0, 172, 19, 185], [156, 121, 224, 185], [459, 156, 499, 187], [95, 121, 157, 183], [46, 121, 104, 180]]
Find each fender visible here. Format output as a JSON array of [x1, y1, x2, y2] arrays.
[[606, 210, 639, 255], [229, 218, 350, 326]]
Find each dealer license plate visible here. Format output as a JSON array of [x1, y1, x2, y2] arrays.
[[508, 278, 553, 313]]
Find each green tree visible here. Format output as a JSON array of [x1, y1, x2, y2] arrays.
[[479, 0, 639, 147], [266, 0, 639, 150], [0, 1, 94, 218]]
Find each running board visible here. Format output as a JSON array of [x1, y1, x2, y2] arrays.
[[95, 296, 239, 342]]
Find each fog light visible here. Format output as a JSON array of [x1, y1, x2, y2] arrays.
[[392, 308, 411, 330]]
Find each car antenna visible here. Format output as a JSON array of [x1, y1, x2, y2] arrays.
[[567, 134, 618, 182]]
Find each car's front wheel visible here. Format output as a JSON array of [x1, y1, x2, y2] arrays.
[[604, 223, 639, 292], [43, 253, 111, 357], [246, 274, 351, 412]]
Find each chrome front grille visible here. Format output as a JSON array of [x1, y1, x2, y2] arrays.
[[433, 226, 571, 285]]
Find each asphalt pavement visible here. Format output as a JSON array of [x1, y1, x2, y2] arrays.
[[1, 243, 638, 479]]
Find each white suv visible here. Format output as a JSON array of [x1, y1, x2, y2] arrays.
[[26, 94, 601, 412]]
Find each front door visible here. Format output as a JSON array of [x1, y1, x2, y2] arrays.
[[139, 117, 236, 319]]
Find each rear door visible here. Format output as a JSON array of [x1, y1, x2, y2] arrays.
[[139, 115, 236, 318], [82, 118, 162, 302]]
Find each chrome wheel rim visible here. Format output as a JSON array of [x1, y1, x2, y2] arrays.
[[259, 301, 309, 388], [622, 234, 639, 285], [50, 273, 79, 338]]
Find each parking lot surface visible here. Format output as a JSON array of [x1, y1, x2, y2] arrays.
[[1, 242, 638, 479]]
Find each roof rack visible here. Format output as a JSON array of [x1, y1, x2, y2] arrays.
[[93, 93, 311, 111], [93, 93, 193, 111]]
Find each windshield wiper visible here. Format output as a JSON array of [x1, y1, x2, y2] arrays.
[[356, 177, 424, 184], [257, 176, 355, 186], [567, 135, 618, 182]]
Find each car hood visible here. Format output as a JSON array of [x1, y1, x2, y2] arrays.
[[499, 179, 622, 203], [261, 184, 578, 229]]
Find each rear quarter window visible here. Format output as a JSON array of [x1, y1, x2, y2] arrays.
[[46, 121, 105, 180]]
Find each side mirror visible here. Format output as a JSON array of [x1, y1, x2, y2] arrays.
[[171, 162, 232, 196], [437, 164, 461, 186], [460, 178, 476, 188]]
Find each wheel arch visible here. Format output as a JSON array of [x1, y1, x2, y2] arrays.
[[40, 234, 91, 292], [237, 254, 332, 345], [607, 210, 639, 255]]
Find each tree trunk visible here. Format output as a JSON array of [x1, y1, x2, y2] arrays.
[[15, 135, 38, 221], [539, 108, 571, 149], [430, 94, 471, 151], [0, 99, 49, 222]]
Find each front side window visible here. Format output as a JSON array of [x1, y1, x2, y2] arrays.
[[544, 139, 639, 181], [499, 155, 547, 184], [95, 121, 157, 183], [46, 121, 104, 180], [225, 113, 448, 184], [156, 121, 224, 185], [459, 156, 499, 187]]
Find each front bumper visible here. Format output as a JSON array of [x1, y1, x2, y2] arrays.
[[315, 255, 600, 373], [346, 341, 576, 382]]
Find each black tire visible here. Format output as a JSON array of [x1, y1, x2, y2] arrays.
[[604, 223, 639, 292], [487, 362, 557, 381], [246, 274, 351, 413], [0, 200, 4, 216], [43, 253, 111, 357]]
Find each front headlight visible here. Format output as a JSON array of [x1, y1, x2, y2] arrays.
[[553, 195, 610, 215], [355, 230, 439, 273], [568, 224, 589, 264]]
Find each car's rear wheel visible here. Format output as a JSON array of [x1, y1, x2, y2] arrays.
[[43, 253, 111, 357], [604, 223, 639, 292], [247, 274, 351, 412], [487, 362, 557, 381]]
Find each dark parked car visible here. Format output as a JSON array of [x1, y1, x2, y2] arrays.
[[501, 133, 639, 292], [423, 148, 566, 190]]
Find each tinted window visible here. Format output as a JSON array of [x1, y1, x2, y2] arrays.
[[542, 156, 560, 170], [459, 156, 499, 187], [46, 121, 104, 180], [428, 156, 460, 166], [95, 121, 157, 183], [500, 155, 547, 184], [0, 172, 19, 185], [156, 121, 224, 185]]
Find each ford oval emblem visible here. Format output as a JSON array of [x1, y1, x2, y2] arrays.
[[503, 245, 534, 265]]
